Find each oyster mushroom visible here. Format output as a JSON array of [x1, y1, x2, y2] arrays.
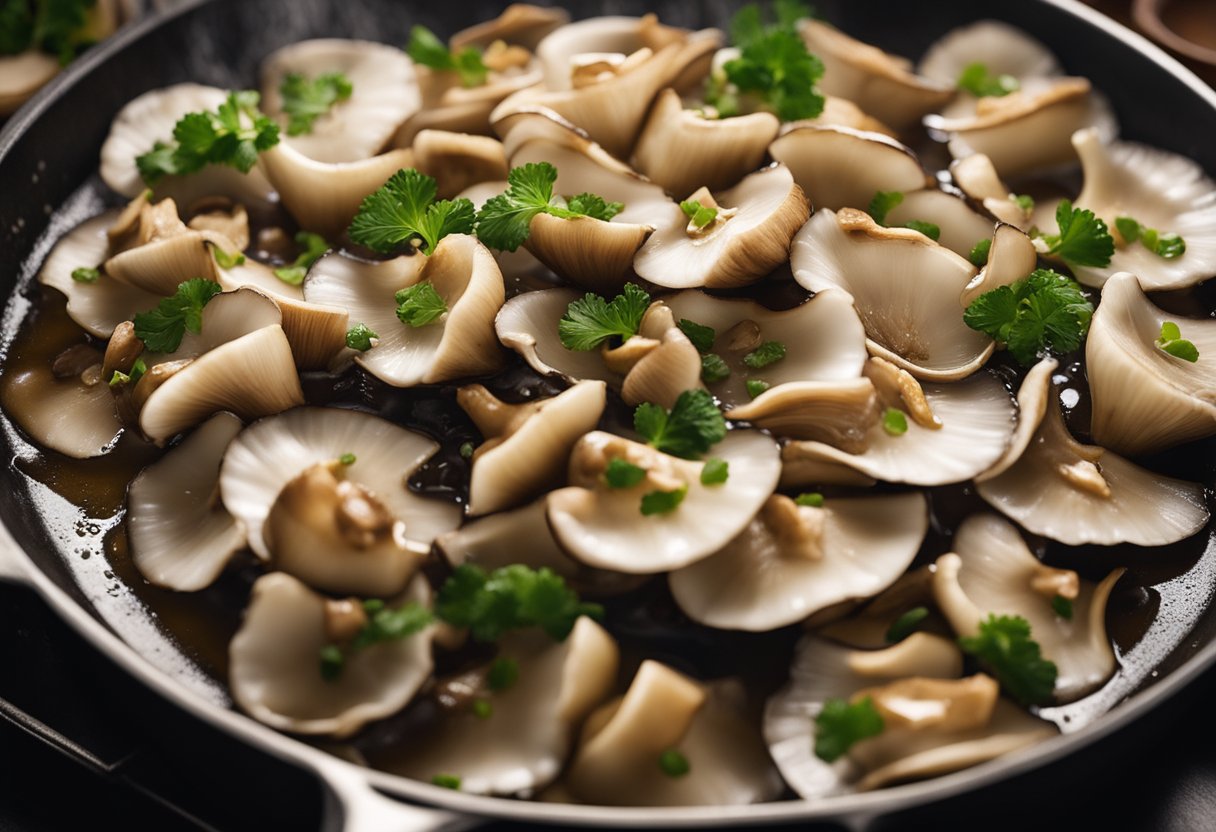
[[495, 287, 617, 385], [933, 513, 1124, 702], [769, 126, 930, 212], [449, 4, 570, 52], [949, 154, 1033, 228], [669, 491, 929, 631], [617, 301, 704, 409], [561, 662, 781, 806], [882, 188, 996, 261], [219, 406, 460, 562], [792, 208, 993, 381], [411, 130, 509, 199], [260, 39, 419, 163], [958, 222, 1038, 307], [128, 412, 246, 591], [380, 617, 618, 796], [546, 429, 781, 574], [0, 51, 60, 116], [633, 164, 809, 289], [783, 96, 896, 137], [456, 180, 544, 281], [228, 572, 433, 737], [36, 210, 161, 338], [301, 236, 505, 386], [764, 633, 1054, 798], [1086, 272, 1216, 455], [798, 20, 954, 131], [976, 358, 1209, 546], [632, 88, 780, 197], [459, 380, 607, 516], [780, 360, 1016, 487], [102, 199, 240, 296], [394, 58, 543, 147]]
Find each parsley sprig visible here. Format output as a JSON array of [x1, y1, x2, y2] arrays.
[[558, 283, 651, 351], [474, 162, 623, 252], [348, 168, 475, 254], [273, 231, 329, 286], [135, 91, 280, 185], [436, 564, 603, 643], [279, 72, 353, 136], [2, 0, 96, 64], [407, 24, 487, 88], [814, 696, 884, 762], [957, 62, 1019, 98], [133, 279, 223, 353], [963, 268, 1094, 366], [395, 282, 447, 327], [634, 389, 727, 460], [958, 614, 1058, 706], [1040, 200, 1115, 268]]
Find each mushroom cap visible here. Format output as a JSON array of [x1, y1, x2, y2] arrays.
[[547, 429, 781, 574], [949, 154, 1030, 228], [36, 210, 161, 338], [128, 412, 246, 591], [976, 357, 1058, 481], [1086, 272, 1216, 455], [669, 491, 929, 631], [633, 164, 810, 289], [792, 208, 993, 381], [959, 222, 1038, 308], [933, 513, 1123, 702], [412, 130, 509, 199], [380, 617, 619, 796], [769, 126, 930, 212], [617, 302, 705, 410], [228, 571, 433, 738], [218, 406, 460, 560], [976, 365, 1209, 546], [450, 3, 570, 51], [883, 188, 996, 261], [494, 287, 619, 385], [104, 225, 236, 296], [0, 50, 60, 117], [782, 95, 896, 138], [260, 39, 420, 163], [456, 180, 545, 281], [524, 212, 654, 294], [461, 380, 607, 516]]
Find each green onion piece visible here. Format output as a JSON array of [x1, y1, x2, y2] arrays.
[[882, 408, 908, 436], [700, 457, 729, 485], [885, 606, 930, 643], [658, 748, 691, 778], [795, 492, 824, 507]]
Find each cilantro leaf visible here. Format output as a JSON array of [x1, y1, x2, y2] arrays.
[[868, 191, 903, 225], [133, 279, 223, 353], [677, 318, 716, 354], [958, 614, 1058, 706], [435, 564, 603, 643], [395, 282, 447, 327], [743, 340, 786, 369], [814, 697, 884, 762], [641, 485, 688, 515], [1157, 321, 1199, 362], [633, 389, 727, 459], [701, 353, 731, 384], [719, 28, 824, 122], [349, 168, 475, 254], [957, 62, 1019, 97], [746, 378, 770, 398], [604, 457, 646, 489], [1041, 200, 1114, 268], [352, 598, 434, 649], [345, 322, 378, 351], [963, 268, 1094, 365], [557, 282, 651, 351], [280, 71, 352, 136], [700, 457, 729, 485], [475, 162, 624, 252], [273, 231, 329, 285], [406, 24, 487, 87]]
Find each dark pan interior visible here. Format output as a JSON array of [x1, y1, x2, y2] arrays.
[[3, 0, 1216, 800]]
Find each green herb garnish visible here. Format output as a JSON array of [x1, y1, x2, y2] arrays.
[[881, 407, 908, 436], [957, 62, 1019, 97], [885, 606, 930, 643], [1156, 321, 1199, 363], [604, 457, 647, 489], [634, 389, 728, 459], [963, 268, 1094, 366], [487, 657, 519, 691], [338, 452, 356, 466], [968, 238, 992, 268], [1040, 200, 1115, 268], [678, 318, 716, 353], [279, 71, 352, 136], [795, 492, 824, 507], [431, 774, 462, 790], [459, 441, 475, 459], [70, 266, 100, 283], [746, 378, 770, 398], [212, 247, 246, 269], [658, 748, 691, 778], [1050, 595, 1073, 620], [475, 162, 623, 252], [743, 340, 786, 369], [641, 485, 688, 516], [558, 282, 650, 351], [680, 199, 719, 228], [407, 24, 487, 88], [700, 457, 730, 485], [1013, 194, 1035, 214], [348, 167, 475, 255], [1116, 216, 1187, 260], [319, 644, 344, 681], [345, 322, 378, 352], [133, 278, 223, 353], [868, 190, 903, 225], [814, 697, 884, 762], [108, 357, 147, 388], [273, 231, 329, 285], [435, 564, 603, 643], [958, 614, 1058, 706], [395, 282, 447, 327], [135, 91, 279, 185], [318, 598, 434, 679], [904, 220, 941, 241], [472, 698, 493, 719], [700, 353, 732, 384]]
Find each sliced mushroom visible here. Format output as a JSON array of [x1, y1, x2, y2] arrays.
[[798, 20, 954, 131], [394, 59, 543, 147], [769, 126, 930, 212], [633, 164, 809, 289], [547, 429, 781, 573], [260, 39, 419, 163], [1086, 272, 1216, 455], [128, 412, 245, 591], [0, 51, 60, 116], [669, 492, 928, 631], [459, 380, 606, 516], [228, 572, 433, 737], [783, 96, 896, 137], [456, 180, 545, 281], [933, 513, 1123, 702], [302, 236, 504, 386], [792, 208, 993, 381], [976, 360, 1209, 546], [103, 202, 238, 296], [959, 223, 1038, 307], [882, 188, 996, 261], [818, 566, 942, 649], [494, 287, 618, 385], [562, 662, 781, 806], [617, 301, 704, 409], [412, 130, 509, 199], [632, 88, 780, 197], [450, 4, 570, 52], [526, 212, 655, 294], [219, 406, 460, 561], [380, 617, 618, 796], [949, 154, 1033, 228]]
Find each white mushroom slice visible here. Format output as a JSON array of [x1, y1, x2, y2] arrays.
[[382, 617, 618, 796], [0, 51, 60, 116], [258, 143, 415, 238], [933, 514, 1124, 702], [883, 189, 996, 260], [632, 88, 780, 197], [450, 4, 570, 52], [563, 663, 781, 806], [302, 236, 504, 386], [769, 126, 930, 212], [728, 379, 879, 447], [792, 208, 993, 381], [219, 406, 460, 561], [394, 61, 543, 148], [1041, 129, 1216, 290], [959, 223, 1038, 307], [104, 225, 236, 296], [260, 39, 419, 163], [526, 213, 654, 294], [494, 287, 618, 384], [618, 302, 704, 410], [928, 78, 1117, 179], [976, 358, 1058, 481], [1086, 272, 1216, 455], [36, 210, 161, 338], [459, 380, 607, 516], [949, 154, 1031, 228], [976, 370, 1208, 546], [412, 130, 508, 199], [670, 492, 928, 631], [633, 165, 809, 289], [783, 96, 896, 137], [798, 20, 954, 131], [99, 83, 276, 206], [547, 430, 781, 574], [229, 572, 433, 738], [128, 413, 245, 591], [780, 367, 1016, 487]]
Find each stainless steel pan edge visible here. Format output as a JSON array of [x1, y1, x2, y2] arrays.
[[2, 0, 1216, 829]]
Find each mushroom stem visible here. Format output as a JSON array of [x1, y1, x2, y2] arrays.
[[851, 674, 999, 733], [601, 335, 660, 374], [760, 495, 826, 561], [1055, 460, 1112, 498], [865, 357, 942, 430], [456, 384, 533, 440], [1030, 566, 1080, 601]]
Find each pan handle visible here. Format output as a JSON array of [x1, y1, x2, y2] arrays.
[[316, 759, 483, 832], [0, 522, 30, 585]]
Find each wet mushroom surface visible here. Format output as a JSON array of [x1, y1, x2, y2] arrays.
[[4, 1, 1216, 813]]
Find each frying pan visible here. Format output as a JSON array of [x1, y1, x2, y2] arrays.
[[2, 0, 1216, 829]]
